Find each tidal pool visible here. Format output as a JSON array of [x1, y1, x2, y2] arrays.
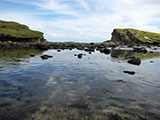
[[0, 48, 160, 120]]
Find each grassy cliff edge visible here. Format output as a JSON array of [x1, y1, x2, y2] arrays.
[[111, 28, 160, 45], [0, 20, 45, 42]]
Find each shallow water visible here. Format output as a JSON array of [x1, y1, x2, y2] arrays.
[[0, 48, 160, 120]]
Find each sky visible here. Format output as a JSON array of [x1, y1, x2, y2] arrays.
[[0, 0, 160, 42]]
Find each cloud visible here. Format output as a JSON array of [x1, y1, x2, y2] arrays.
[[0, 0, 160, 42]]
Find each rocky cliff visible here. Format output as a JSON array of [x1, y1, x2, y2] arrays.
[[110, 28, 160, 45], [0, 20, 46, 43]]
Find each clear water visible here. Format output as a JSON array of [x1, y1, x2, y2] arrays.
[[0, 48, 160, 120]]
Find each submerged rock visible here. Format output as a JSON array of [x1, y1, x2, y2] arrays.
[[57, 49, 61, 52], [150, 61, 154, 63], [124, 71, 136, 75], [77, 54, 83, 59], [113, 80, 127, 83], [89, 52, 92, 54], [40, 55, 53, 60], [128, 57, 141, 65]]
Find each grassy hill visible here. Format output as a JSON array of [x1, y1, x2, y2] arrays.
[[114, 28, 160, 43], [0, 20, 43, 39]]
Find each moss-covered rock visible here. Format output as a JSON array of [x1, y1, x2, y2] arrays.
[[0, 20, 46, 43], [111, 28, 160, 45]]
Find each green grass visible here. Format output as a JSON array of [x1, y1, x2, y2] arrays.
[[0, 20, 43, 38], [115, 28, 160, 43]]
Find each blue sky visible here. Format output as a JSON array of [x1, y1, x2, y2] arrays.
[[0, 0, 160, 42]]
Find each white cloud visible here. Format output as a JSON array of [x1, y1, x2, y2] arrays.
[[78, 0, 90, 11], [35, 0, 77, 15], [1, 0, 160, 42]]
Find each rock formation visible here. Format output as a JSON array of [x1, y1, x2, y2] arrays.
[[109, 28, 160, 45]]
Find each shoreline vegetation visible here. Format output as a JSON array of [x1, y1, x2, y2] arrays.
[[0, 20, 160, 50]]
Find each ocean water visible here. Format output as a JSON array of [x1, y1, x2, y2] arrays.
[[0, 48, 160, 120]]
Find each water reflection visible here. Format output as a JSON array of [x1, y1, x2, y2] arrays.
[[111, 49, 160, 60], [0, 48, 160, 120], [0, 49, 43, 58]]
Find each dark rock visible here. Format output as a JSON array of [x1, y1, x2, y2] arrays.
[[47, 55, 53, 58], [113, 80, 127, 83], [128, 57, 141, 65], [69, 48, 72, 50], [90, 42, 94, 45], [36, 44, 48, 50], [41, 55, 48, 60], [153, 48, 157, 50], [57, 49, 61, 52], [84, 48, 95, 52], [133, 47, 147, 54], [77, 46, 85, 50], [124, 71, 135, 75], [150, 51, 154, 53], [150, 61, 154, 63], [41, 54, 53, 60], [30, 54, 35, 57], [100, 48, 110, 54], [77, 54, 83, 59], [147, 45, 151, 48]]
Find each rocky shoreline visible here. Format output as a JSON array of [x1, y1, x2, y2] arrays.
[[0, 20, 160, 50], [0, 41, 113, 50]]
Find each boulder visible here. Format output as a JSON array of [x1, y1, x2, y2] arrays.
[[128, 57, 141, 65]]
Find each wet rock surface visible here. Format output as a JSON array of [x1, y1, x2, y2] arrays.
[[128, 57, 141, 65]]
